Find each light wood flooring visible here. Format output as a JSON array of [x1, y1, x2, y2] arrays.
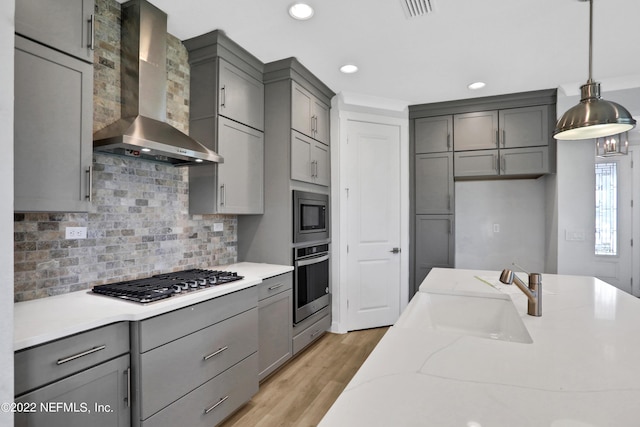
[[220, 327, 389, 427]]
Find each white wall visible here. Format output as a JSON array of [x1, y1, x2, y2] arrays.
[[0, 2, 15, 426], [455, 179, 547, 273]]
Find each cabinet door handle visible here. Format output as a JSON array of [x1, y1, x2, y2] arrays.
[[57, 345, 106, 365], [219, 184, 225, 207], [87, 14, 95, 50], [220, 85, 226, 108], [502, 129, 506, 147], [204, 396, 229, 415], [446, 133, 451, 150], [492, 155, 497, 172], [203, 346, 229, 361], [268, 283, 284, 291], [501, 156, 506, 173], [495, 129, 499, 148], [125, 367, 131, 408], [85, 166, 93, 201]]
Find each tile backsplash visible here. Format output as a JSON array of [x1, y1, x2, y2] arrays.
[[14, 0, 237, 301]]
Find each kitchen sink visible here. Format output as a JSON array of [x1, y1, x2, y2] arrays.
[[395, 291, 533, 344]]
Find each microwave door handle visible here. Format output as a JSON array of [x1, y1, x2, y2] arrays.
[[296, 254, 330, 267]]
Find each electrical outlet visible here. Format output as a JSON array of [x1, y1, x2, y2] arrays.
[[65, 227, 87, 239], [493, 223, 500, 233], [213, 223, 224, 232]]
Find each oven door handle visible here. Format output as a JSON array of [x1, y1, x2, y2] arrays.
[[296, 254, 330, 267]]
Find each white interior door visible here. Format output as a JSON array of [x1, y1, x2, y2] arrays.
[[593, 149, 634, 294], [346, 120, 401, 331]]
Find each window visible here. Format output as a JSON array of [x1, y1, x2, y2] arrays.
[[595, 162, 618, 256]]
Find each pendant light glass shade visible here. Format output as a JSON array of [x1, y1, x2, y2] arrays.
[[553, 0, 636, 141]]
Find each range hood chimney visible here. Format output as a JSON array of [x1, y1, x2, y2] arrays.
[[93, 0, 222, 166]]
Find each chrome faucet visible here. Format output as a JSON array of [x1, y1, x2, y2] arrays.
[[499, 269, 542, 316]]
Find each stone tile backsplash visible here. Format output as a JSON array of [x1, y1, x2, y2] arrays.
[[14, 0, 237, 301]]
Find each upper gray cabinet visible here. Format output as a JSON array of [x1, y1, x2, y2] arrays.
[[15, 0, 95, 63], [14, 35, 93, 213], [292, 81, 330, 145], [291, 131, 330, 187], [185, 30, 265, 214], [499, 105, 550, 149], [218, 58, 265, 131], [454, 111, 499, 151], [415, 116, 452, 153]]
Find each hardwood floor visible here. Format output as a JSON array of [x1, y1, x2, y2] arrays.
[[220, 327, 389, 427]]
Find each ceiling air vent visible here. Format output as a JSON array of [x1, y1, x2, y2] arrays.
[[400, 0, 434, 18]]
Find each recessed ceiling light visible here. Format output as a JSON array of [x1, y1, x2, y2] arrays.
[[468, 81, 486, 90], [141, 148, 151, 152], [195, 158, 203, 163], [289, 3, 314, 20], [340, 64, 358, 74]]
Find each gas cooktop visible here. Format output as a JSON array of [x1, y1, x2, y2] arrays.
[[91, 269, 244, 304]]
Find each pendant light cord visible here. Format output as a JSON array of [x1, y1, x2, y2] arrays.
[[588, 0, 593, 83]]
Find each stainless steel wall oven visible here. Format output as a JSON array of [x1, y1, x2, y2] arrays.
[[293, 243, 329, 324]]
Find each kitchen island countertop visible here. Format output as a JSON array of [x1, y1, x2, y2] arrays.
[[320, 268, 640, 427], [14, 262, 293, 351]]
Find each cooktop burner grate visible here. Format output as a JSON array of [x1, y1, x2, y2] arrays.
[[91, 269, 244, 303]]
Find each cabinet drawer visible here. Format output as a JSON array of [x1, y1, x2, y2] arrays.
[[139, 308, 258, 420], [258, 272, 293, 301], [293, 314, 331, 355], [142, 353, 258, 427], [15, 354, 130, 427], [15, 323, 129, 396], [135, 286, 258, 353]]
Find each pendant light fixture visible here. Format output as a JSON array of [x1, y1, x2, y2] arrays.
[[553, 0, 636, 141]]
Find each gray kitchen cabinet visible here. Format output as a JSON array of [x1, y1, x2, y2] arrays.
[[415, 153, 454, 214], [415, 115, 453, 153], [190, 117, 264, 214], [15, 0, 95, 63], [291, 130, 330, 187], [218, 58, 265, 131], [500, 146, 550, 176], [499, 105, 549, 149], [454, 111, 499, 151], [186, 30, 265, 215], [14, 35, 93, 213], [130, 287, 259, 427], [415, 214, 454, 287], [258, 273, 293, 382], [292, 81, 330, 145], [454, 149, 500, 178], [14, 322, 130, 427], [15, 355, 130, 427]]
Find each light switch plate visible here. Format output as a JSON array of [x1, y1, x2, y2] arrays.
[[213, 223, 224, 232]]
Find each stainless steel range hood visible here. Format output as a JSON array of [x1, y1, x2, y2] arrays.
[[93, 0, 222, 166]]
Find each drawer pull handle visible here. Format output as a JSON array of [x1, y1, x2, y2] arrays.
[[203, 346, 228, 361], [310, 329, 322, 338], [268, 283, 284, 291], [204, 395, 229, 414], [56, 345, 106, 365]]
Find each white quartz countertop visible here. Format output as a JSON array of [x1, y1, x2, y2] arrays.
[[14, 262, 293, 351], [320, 268, 640, 427]]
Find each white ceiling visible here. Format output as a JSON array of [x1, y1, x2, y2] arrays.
[[132, 0, 640, 107]]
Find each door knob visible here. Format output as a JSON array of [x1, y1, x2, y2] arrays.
[[390, 247, 401, 254]]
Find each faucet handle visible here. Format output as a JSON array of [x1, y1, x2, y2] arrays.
[[499, 269, 514, 285]]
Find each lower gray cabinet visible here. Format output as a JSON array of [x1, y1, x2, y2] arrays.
[[131, 287, 259, 427], [258, 273, 293, 381], [14, 322, 130, 427], [415, 215, 454, 288], [15, 355, 131, 427]]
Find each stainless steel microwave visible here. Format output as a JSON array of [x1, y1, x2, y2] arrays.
[[293, 190, 329, 244]]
